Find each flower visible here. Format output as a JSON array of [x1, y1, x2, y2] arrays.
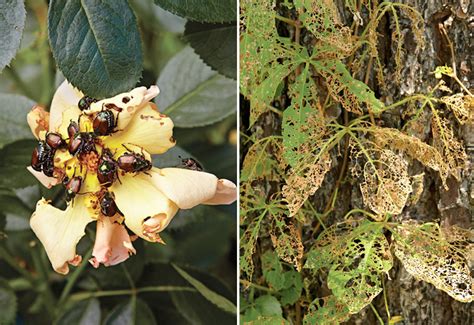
[[27, 80, 237, 274]]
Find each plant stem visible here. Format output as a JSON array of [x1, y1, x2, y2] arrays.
[[370, 303, 385, 325], [30, 243, 56, 317], [68, 286, 196, 301], [58, 248, 93, 305], [0, 246, 35, 282], [4, 67, 37, 100], [240, 280, 275, 293]]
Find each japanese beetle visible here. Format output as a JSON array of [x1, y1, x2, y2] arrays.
[[67, 120, 79, 139], [97, 149, 118, 187], [117, 149, 152, 173], [45, 132, 65, 149], [64, 176, 82, 201], [31, 141, 55, 176], [100, 191, 120, 216], [68, 132, 97, 156], [180, 157, 203, 171], [93, 109, 116, 136], [78, 96, 97, 111]]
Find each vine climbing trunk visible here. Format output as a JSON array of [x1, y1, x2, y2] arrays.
[[240, 0, 472, 324]]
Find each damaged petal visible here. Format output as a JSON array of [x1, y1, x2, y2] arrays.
[[110, 173, 178, 242], [27, 105, 50, 140], [89, 216, 136, 268], [30, 196, 95, 274], [204, 179, 237, 205], [27, 166, 60, 189], [86, 85, 160, 130], [103, 104, 175, 155], [49, 80, 84, 133]]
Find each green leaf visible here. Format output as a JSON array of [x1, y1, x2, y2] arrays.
[[0, 278, 17, 325], [0, 0, 26, 72], [0, 140, 38, 189], [305, 221, 393, 314], [0, 188, 33, 231], [104, 297, 156, 325], [261, 251, 303, 306], [131, 0, 186, 34], [48, 0, 143, 98], [0, 94, 35, 148], [172, 264, 236, 315], [184, 22, 236, 79], [242, 295, 283, 323], [152, 146, 197, 169], [156, 46, 236, 128], [56, 298, 101, 325], [153, 0, 236, 23]]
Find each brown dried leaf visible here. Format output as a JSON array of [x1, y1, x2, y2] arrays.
[[394, 223, 474, 303], [283, 153, 332, 217], [360, 149, 412, 216]]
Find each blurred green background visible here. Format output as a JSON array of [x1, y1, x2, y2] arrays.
[[0, 0, 237, 323]]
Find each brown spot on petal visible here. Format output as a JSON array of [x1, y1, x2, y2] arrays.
[[122, 97, 130, 103]]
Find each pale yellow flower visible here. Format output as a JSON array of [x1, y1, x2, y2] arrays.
[[27, 81, 237, 274]]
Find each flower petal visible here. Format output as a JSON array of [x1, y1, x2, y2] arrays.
[[27, 105, 49, 140], [86, 85, 160, 130], [89, 216, 136, 268], [30, 196, 95, 274], [27, 166, 60, 189], [204, 179, 237, 205], [149, 168, 220, 209], [103, 104, 175, 155], [49, 80, 83, 133], [110, 174, 178, 242]]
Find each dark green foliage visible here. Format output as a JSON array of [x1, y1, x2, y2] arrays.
[[184, 22, 237, 79], [48, 0, 143, 98], [0, 0, 26, 73], [153, 0, 236, 23], [156, 46, 236, 128]]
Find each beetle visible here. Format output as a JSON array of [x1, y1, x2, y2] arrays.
[[31, 141, 55, 176], [64, 176, 82, 202], [68, 132, 97, 156], [100, 191, 120, 216], [180, 157, 203, 171], [97, 149, 118, 187], [117, 148, 152, 173], [93, 109, 116, 136], [78, 96, 97, 111], [67, 120, 80, 139], [46, 132, 65, 149]]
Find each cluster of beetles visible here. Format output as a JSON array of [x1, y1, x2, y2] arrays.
[[31, 95, 202, 217]]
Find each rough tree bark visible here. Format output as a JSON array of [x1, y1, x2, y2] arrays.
[[241, 0, 473, 324]]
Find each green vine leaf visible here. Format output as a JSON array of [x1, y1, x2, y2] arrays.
[[184, 21, 237, 79], [0, 0, 26, 73], [303, 296, 350, 325], [156, 46, 236, 128], [153, 0, 236, 23], [48, 0, 143, 98], [305, 221, 393, 314]]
